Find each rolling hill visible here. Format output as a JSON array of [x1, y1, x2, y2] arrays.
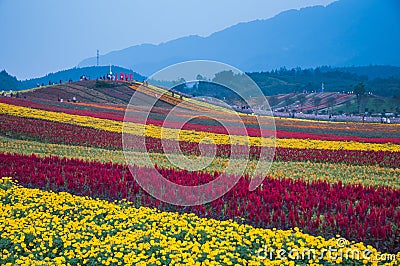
[[4, 79, 398, 118], [6, 80, 233, 117], [0, 66, 146, 91]]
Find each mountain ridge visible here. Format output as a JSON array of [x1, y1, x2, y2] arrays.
[[78, 0, 400, 75]]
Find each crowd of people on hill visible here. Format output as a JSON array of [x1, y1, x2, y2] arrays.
[[1, 90, 21, 98], [57, 96, 77, 103], [35, 79, 73, 88]]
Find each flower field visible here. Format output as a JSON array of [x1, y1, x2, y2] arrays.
[[1, 83, 400, 265], [1, 114, 399, 168], [1, 153, 399, 253], [1, 102, 400, 151], [1, 178, 399, 265], [1, 100, 400, 143]]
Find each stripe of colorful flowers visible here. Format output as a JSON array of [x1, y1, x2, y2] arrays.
[[2, 112, 399, 146], [1, 136, 399, 189], [0, 97, 126, 121], [1, 114, 399, 168], [1, 153, 399, 253], [1, 103, 400, 151], [131, 84, 228, 113], [2, 178, 398, 265], [275, 117, 400, 138], [2, 97, 400, 142]]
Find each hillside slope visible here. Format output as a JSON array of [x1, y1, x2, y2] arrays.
[[22, 81, 137, 104], [12, 80, 233, 116]]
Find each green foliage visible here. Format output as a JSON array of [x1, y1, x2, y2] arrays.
[[168, 66, 400, 111], [247, 67, 400, 97], [354, 82, 366, 113], [332, 95, 400, 115], [353, 82, 366, 96], [0, 70, 21, 91], [173, 81, 244, 105]]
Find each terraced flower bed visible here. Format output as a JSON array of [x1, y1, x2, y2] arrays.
[[1, 178, 399, 265], [1, 82, 399, 264], [1, 154, 399, 253]]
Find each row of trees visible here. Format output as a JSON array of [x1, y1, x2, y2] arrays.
[[248, 68, 400, 98], [0, 70, 21, 91]]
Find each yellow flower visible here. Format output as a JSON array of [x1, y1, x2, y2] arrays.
[[1, 102, 399, 151], [1, 179, 399, 265]]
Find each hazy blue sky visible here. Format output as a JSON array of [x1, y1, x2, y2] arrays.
[[0, 0, 335, 79]]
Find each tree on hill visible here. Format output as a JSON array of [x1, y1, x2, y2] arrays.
[[354, 82, 366, 114], [313, 97, 322, 114]]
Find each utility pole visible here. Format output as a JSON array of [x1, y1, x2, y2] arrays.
[[96, 50, 99, 66]]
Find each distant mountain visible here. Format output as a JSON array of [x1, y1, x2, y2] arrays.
[[9, 66, 146, 91], [78, 0, 400, 75]]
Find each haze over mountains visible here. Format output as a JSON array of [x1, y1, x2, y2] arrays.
[[79, 0, 400, 76]]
